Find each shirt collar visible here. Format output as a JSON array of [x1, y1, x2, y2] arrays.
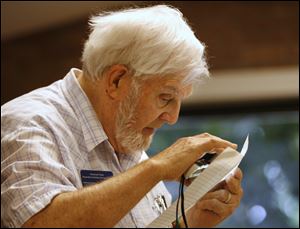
[[62, 68, 108, 152]]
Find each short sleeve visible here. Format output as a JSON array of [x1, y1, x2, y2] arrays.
[[1, 123, 77, 228]]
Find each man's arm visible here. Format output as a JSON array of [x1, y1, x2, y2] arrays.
[[23, 133, 237, 228], [23, 159, 161, 228]]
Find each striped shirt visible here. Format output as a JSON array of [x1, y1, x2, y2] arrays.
[[1, 68, 172, 228]]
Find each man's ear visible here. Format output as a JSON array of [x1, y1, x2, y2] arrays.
[[105, 65, 129, 100]]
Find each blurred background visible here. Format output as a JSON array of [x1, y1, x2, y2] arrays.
[[1, 1, 299, 228]]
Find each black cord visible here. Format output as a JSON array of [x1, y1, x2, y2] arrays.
[[176, 175, 189, 228], [180, 175, 188, 228], [175, 179, 182, 227]]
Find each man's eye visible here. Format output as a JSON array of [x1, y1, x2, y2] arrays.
[[160, 97, 173, 106], [162, 98, 171, 103]]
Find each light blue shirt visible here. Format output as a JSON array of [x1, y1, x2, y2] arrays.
[[1, 68, 172, 228]]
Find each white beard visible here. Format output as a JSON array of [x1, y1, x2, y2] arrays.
[[115, 83, 153, 154]]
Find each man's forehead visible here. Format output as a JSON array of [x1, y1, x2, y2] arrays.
[[163, 85, 180, 94]]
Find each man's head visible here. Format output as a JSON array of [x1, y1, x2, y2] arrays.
[[80, 5, 209, 154], [113, 67, 193, 155]]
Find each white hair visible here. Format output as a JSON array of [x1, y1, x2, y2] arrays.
[[82, 5, 209, 85]]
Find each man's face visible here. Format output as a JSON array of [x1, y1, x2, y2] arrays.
[[115, 76, 192, 154]]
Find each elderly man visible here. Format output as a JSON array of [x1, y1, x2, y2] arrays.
[[1, 5, 243, 228]]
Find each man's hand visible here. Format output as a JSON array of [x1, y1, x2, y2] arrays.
[[151, 133, 237, 181], [185, 168, 244, 228]]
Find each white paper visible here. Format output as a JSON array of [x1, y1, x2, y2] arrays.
[[147, 135, 249, 228], [240, 134, 249, 157]]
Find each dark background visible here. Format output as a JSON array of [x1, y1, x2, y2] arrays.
[[1, 1, 299, 105]]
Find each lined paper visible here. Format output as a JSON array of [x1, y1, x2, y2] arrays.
[[147, 135, 249, 228]]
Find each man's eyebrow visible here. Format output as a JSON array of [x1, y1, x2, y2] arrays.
[[162, 85, 192, 99], [163, 86, 179, 95]]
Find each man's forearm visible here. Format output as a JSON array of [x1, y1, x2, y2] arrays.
[[23, 158, 162, 228]]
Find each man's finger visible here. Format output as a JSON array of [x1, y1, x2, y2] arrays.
[[210, 180, 226, 192], [196, 133, 238, 150], [201, 189, 231, 203], [225, 176, 243, 195], [197, 199, 233, 217], [233, 167, 243, 180]]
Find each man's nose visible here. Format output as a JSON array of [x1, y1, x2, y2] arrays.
[[159, 102, 181, 125]]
